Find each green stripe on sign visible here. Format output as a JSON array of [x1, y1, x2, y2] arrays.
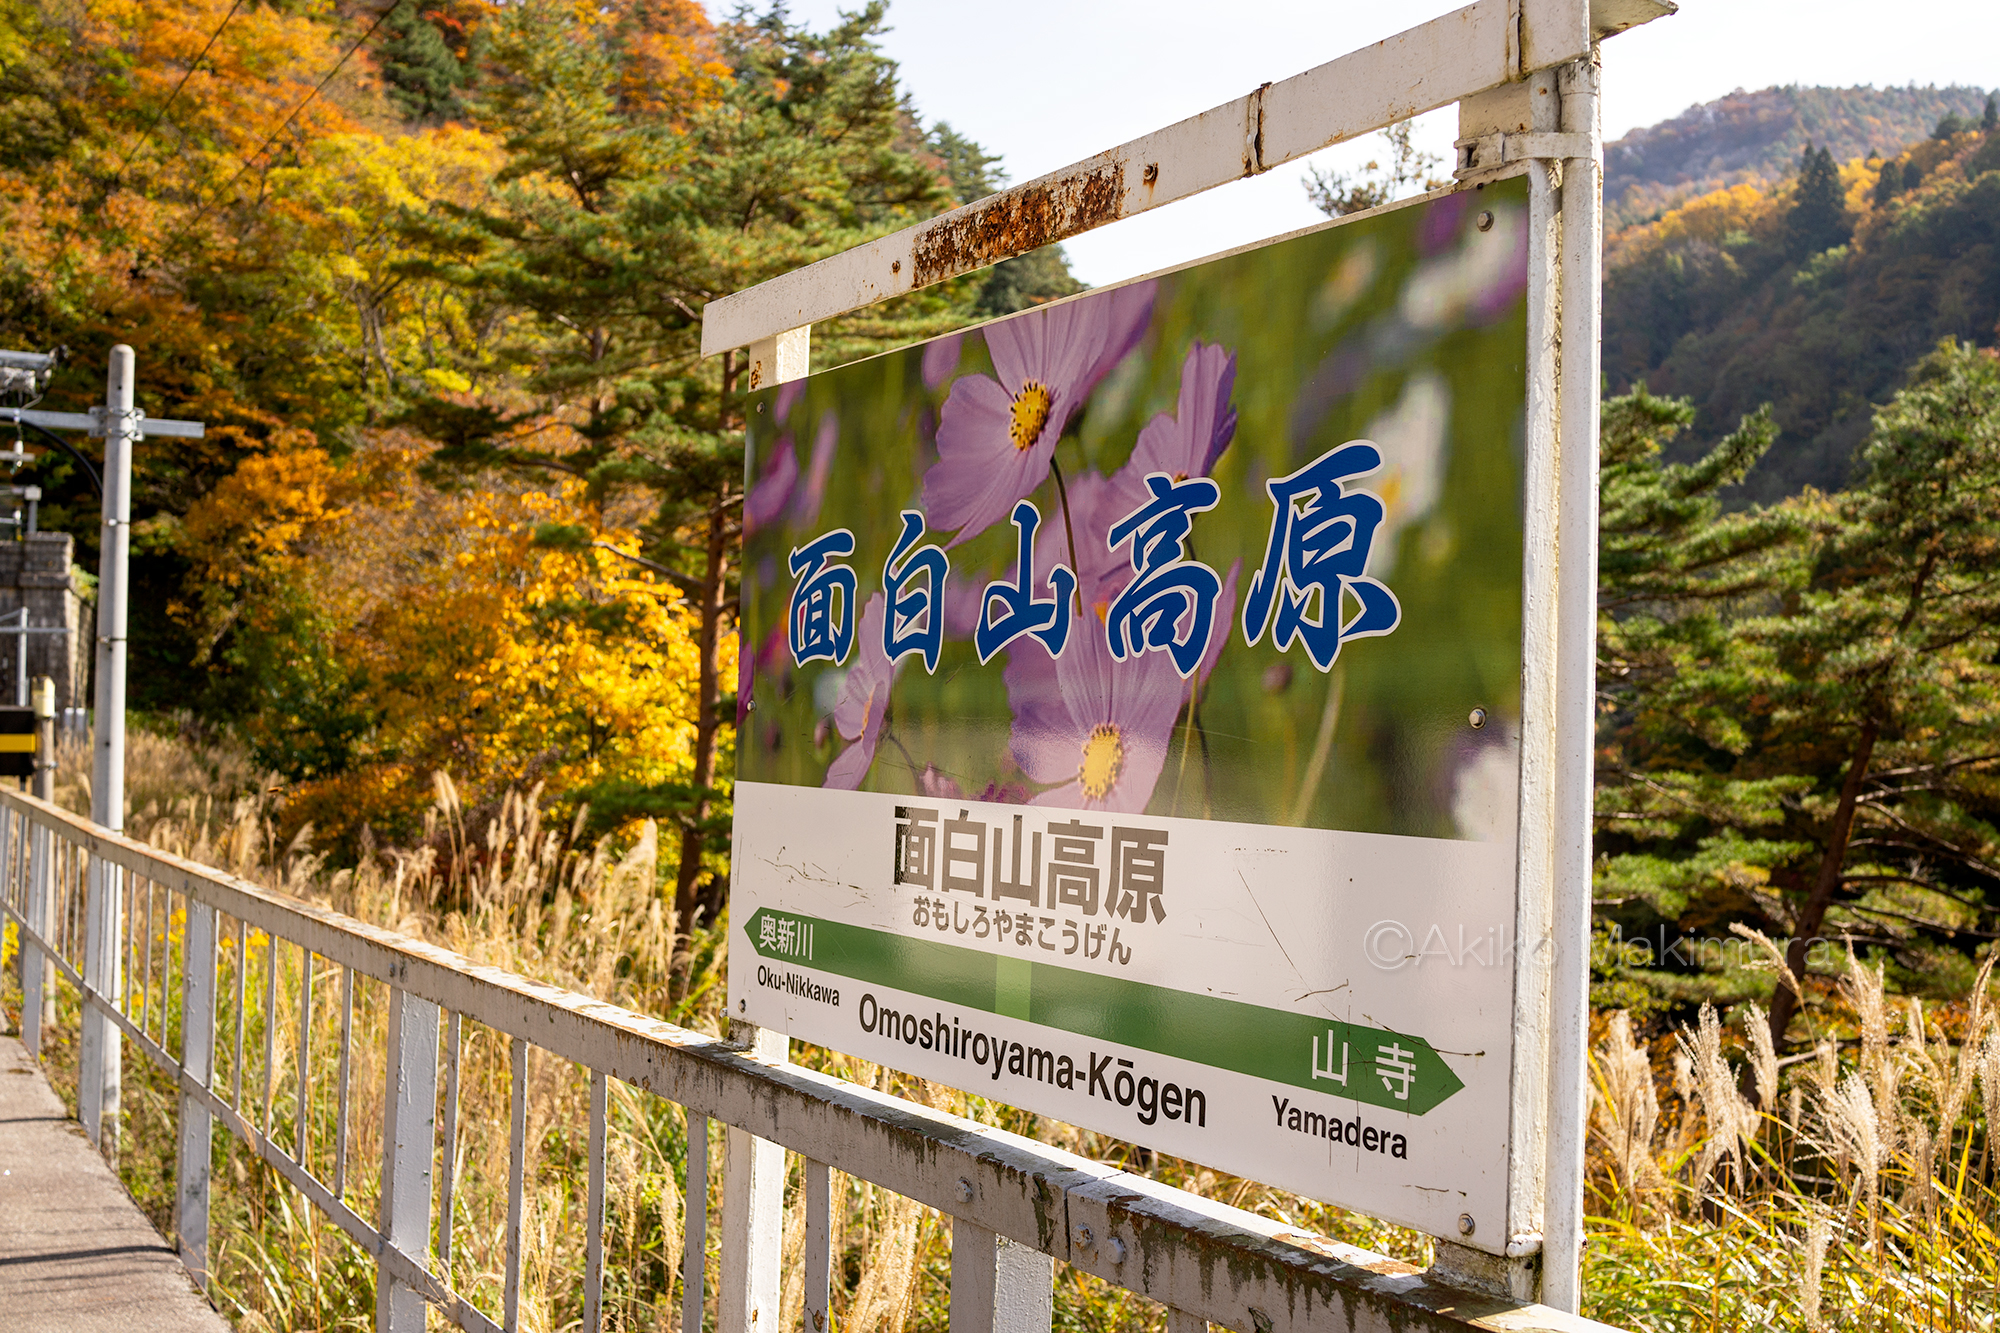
[[743, 907, 1465, 1116]]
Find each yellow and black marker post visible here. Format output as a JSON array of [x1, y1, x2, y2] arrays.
[[0, 703, 35, 781]]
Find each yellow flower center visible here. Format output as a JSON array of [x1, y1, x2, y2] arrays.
[[1078, 722, 1125, 800], [1008, 380, 1053, 451]]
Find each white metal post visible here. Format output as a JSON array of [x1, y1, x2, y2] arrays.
[[1542, 47, 1604, 1315], [802, 1159, 832, 1333], [718, 1021, 786, 1333], [377, 986, 440, 1333], [719, 323, 809, 1333], [80, 342, 134, 1153], [1497, 64, 1565, 1304], [28, 674, 53, 1040], [682, 1113, 710, 1333], [91, 344, 133, 829], [949, 1218, 1055, 1333], [21, 807, 46, 1056], [585, 1069, 609, 1333], [178, 895, 217, 1288]]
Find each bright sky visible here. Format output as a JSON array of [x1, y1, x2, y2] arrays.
[[767, 0, 1998, 287]]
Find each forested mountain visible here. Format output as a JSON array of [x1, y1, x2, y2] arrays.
[[1602, 100, 2000, 501], [1605, 83, 1993, 226]]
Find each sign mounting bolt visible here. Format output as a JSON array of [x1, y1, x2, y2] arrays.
[[1458, 1213, 1476, 1236], [956, 1177, 974, 1203], [1469, 707, 1487, 729], [1476, 210, 1495, 231]]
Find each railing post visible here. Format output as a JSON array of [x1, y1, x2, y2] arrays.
[[2, 805, 23, 1057], [19, 810, 45, 1057], [78, 853, 122, 1153], [584, 1069, 609, 1333], [948, 1218, 1053, 1333], [718, 1021, 786, 1333], [26, 678, 55, 1045], [377, 985, 439, 1333], [178, 894, 217, 1288], [803, 1159, 831, 1333], [682, 1114, 709, 1333]]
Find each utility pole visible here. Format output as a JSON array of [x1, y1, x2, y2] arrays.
[[1, 343, 203, 1158]]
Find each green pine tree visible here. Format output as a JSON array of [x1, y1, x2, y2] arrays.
[[1873, 156, 1900, 207], [1785, 143, 1850, 259], [927, 121, 1004, 204], [1595, 347, 2000, 1048], [973, 246, 1085, 318], [378, 0, 469, 123], [391, 0, 964, 936]]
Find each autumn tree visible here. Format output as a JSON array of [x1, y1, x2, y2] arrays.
[[392, 0, 970, 934]]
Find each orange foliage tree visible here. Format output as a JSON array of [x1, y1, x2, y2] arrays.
[[179, 437, 712, 853]]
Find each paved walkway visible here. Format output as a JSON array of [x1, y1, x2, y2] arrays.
[[0, 1034, 231, 1332]]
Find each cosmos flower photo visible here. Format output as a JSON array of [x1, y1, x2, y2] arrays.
[[922, 282, 1154, 544], [740, 180, 1530, 839]]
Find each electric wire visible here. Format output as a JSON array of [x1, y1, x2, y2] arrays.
[[11, 420, 104, 495], [109, 0, 251, 184], [159, 2, 400, 254]]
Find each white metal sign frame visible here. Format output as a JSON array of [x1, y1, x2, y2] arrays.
[[706, 0, 1669, 1310]]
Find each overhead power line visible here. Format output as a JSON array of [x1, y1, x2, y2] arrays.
[[109, 0, 251, 184], [159, 1, 400, 254]]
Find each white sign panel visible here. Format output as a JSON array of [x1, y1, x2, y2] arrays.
[[732, 179, 1533, 1247]]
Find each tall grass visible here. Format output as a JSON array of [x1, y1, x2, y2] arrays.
[[9, 724, 2000, 1330], [1583, 941, 2000, 1330], [0, 729, 1433, 1333]]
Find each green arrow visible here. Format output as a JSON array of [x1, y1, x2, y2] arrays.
[[743, 907, 1465, 1116]]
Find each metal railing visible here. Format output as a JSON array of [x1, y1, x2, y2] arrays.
[[0, 787, 1611, 1333]]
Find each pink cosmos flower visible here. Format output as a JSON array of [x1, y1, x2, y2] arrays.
[[916, 765, 1031, 804], [744, 414, 839, 537], [1033, 469, 1131, 616], [824, 595, 899, 790], [922, 333, 965, 389], [797, 413, 838, 527], [1105, 342, 1239, 518], [743, 437, 798, 537], [921, 282, 1155, 543], [774, 380, 806, 424], [1003, 566, 1239, 814]]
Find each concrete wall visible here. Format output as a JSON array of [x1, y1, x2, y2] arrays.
[[0, 533, 86, 710]]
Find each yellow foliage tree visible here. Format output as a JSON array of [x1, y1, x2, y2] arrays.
[[180, 437, 717, 855]]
